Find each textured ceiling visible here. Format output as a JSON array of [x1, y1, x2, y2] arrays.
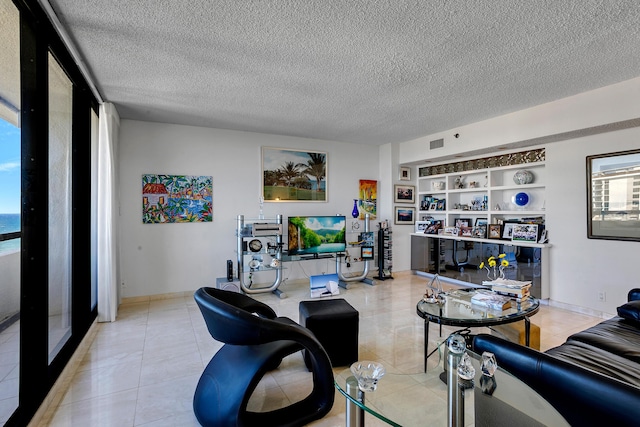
[[47, 0, 640, 145]]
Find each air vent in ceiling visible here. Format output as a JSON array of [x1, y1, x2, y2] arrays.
[[430, 138, 444, 149]]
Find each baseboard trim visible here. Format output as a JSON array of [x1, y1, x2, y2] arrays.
[[547, 299, 615, 319], [121, 290, 195, 305], [120, 271, 403, 305]]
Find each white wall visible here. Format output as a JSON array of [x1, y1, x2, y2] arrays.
[[118, 77, 640, 311], [399, 76, 640, 165], [378, 142, 414, 278], [398, 77, 640, 315], [546, 128, 639, 314], [118, 120, 382, 298]]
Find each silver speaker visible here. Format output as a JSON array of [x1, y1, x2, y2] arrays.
[[219, 282, 240, 293], [215, 277, 241, 293]]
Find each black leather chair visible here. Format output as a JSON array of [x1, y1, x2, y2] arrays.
[[193, 287, 334, 427]]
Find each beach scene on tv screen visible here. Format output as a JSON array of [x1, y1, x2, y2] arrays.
[[288, 216, 346, 255]]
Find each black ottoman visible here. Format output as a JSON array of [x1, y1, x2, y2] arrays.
[[299, 298, 359, 369]]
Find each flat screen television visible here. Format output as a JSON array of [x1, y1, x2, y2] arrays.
[[288, 215, 346, 256]]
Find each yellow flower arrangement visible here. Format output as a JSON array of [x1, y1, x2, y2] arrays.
[[479, 254, 509, 280]]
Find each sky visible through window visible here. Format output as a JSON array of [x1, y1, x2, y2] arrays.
[[0, 119, 20, 214]]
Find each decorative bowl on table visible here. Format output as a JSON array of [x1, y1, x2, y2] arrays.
[[423, 292, 445, 304], [350, 361, 386, 392]]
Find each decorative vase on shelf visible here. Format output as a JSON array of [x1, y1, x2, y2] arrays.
[[513, 170, 534, 185], [512, 192, 530, 209], [352, 199, 360, 218]]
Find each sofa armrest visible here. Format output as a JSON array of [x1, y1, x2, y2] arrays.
[[472, 334, 640, 426], [628, 288, 640, 302]]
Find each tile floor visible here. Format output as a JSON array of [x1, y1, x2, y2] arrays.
[[0, 320, 19, 426], [25, 272, 605, 426], [0, 314, 73, 426]]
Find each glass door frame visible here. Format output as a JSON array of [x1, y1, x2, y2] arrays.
[[7, 0, 99, 424]]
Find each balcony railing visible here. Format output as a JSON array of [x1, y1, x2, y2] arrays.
[[0, 231, 20, 242], [0, 231, 21, 325]]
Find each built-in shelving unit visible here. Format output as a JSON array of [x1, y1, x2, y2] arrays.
[[412, 152, 551, 298], [417, 162, 546, 227]]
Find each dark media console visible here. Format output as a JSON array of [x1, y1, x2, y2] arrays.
[[299, 253, 335, 260]]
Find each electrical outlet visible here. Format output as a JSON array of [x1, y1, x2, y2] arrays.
[[598, 291, 606, 302]]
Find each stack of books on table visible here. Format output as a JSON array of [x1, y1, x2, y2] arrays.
[[484, 279, 532, 302], [471, 290, 512, 311]]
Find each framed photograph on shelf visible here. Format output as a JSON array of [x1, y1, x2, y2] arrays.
[[394, 184, 416, 203], [420, 197, 430, 210], [502, 222, 518, 240], [460, 226, 473, 237], [512, 224, 539, 242], [587, 149, 640, 241], [455, 218, 471, 228], [475, 218, 488, 227], [361, 246, 374, 260], [359, 231, 375, 246], [538, 228, 549, 243], [488, 224, 502, 239], [394, 206, 415, 224], [428, 201, 438, 211], [436, 199, 446, 211], [399, 166, 411, 181], [472, 225, 487, 238], [424, 220, 443, 234], [444, 227, 460, 236], [415, 221, 430, 233]]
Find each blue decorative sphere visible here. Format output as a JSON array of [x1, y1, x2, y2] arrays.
[[512, 192, 530, 207]]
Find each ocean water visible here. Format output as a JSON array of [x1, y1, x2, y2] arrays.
[[0, 214, 20, 255]]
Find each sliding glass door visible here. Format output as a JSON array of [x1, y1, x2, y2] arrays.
[[2, 0, 99, 424], [47, 53, 73, 363]]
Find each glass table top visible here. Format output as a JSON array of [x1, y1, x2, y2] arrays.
[[335, 351, 568, 427], [416, 289, 540, 326]]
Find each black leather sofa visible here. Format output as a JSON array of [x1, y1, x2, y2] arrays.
[[473, 289, 640, 426]]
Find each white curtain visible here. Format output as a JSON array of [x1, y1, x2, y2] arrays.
[[97, 102, 120, 322]]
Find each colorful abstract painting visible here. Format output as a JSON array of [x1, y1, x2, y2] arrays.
[[142, 174, 212, 223], [357, 180, 377, 220]]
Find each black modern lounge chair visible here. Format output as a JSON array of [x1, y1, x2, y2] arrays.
[[193, 287, 334, 427]]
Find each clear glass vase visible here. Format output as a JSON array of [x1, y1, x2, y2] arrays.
[[486, 268, 505, 281]]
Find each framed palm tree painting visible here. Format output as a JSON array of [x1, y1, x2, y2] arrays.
[[262, 147, 327, 201]]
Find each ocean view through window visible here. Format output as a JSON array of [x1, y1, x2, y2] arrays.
[[0, 119, 21, 255], [0, 2, 21, 420]]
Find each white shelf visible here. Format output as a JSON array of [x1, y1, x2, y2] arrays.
[[489, 210, 546, 215], [411, 232, 551, 249], [417, 161, 546, 226]]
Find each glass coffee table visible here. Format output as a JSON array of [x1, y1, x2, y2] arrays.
[[416, 289, 540, 372], [335, 351, 569, 427]]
